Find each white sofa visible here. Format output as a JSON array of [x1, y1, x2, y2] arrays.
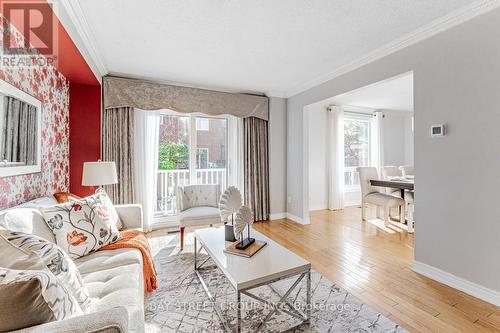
[[0, 197, 145, 333]]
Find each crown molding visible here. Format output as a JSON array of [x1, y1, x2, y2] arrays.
[[266, 91, 288, 99], [286, 0, 500, 98], [56, 0, 108, 80]]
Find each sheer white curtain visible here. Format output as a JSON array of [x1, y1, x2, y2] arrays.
[[371, 111, 384, 173], [134, 109, 160, 232], [327, 105, 345, 210]]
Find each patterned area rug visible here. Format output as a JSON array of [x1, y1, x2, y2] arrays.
[[145, 235, 407, 333]]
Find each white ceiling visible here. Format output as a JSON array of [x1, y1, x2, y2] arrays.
[[74, 0, 484, 96], [332, 72, 414, 112]]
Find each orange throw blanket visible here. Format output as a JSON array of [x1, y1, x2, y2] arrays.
[[99, 230, 158, 292]]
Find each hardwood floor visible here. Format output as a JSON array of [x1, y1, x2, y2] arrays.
[[252, 207, 500, 333]]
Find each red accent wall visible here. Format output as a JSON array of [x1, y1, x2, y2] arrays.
[[69, 83, 101, 197]]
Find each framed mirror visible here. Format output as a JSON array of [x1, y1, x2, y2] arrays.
[[0, 80, 42, 177]]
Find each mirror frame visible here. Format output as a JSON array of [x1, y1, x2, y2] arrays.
[[0, 79, 42, 177]]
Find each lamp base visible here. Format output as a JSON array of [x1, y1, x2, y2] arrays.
[[236, 238, 255, 250]]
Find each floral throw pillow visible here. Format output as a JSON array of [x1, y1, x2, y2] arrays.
[[0, 267, 82, 325], [40, 193, 122, 259], [0, 231, 92, 312]]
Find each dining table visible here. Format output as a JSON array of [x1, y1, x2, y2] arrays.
[[369, 176, 414, 201]]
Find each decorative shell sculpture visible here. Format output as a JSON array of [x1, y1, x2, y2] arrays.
[[233, 205, 253, 239], [219, 186, 242, 222]]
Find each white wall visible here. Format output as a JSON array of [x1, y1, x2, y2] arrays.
[[382, 111, 413, 167], [268, 97, 287, 217], [404, 115, 414, 166], [286, 8, 500, 297], [307, 104, 328, 210]]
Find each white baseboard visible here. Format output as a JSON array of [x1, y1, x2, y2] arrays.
[[286, 212, 309, 225], [412, 261, 500, 306], [269, 212, 286, 220], [269, 212, 310, 225]]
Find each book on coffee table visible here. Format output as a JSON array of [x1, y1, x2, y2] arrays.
[[224, 240, 267, 258]]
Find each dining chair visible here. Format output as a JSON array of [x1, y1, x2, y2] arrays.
[[381, 166, 402, 196], [405, 191, 415, 232], [357, 167, 405, 227], [399, 165, 414, 177], [176, 184, 222, 250]]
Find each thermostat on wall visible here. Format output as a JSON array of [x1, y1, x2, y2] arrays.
[[431, 124, 445, 137]]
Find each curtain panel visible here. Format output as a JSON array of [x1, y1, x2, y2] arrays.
[[1, 96, 37, 164], [102, 107, 135, 204], [133, 110, 160, 232], [327, 105, 345, 210], [372, 111, 384, 171], [243, 117, 270, 221], [103, 76, 269, 121]]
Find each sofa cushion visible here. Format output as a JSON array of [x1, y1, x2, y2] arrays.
[[178, 206, 221, 226], [40, 193, 122, 259], [0, 208, 56, 243], [82, 263, 144, 333], [75, 248, 143, 274], [1, 231, 91, 312], [364, 192, 404, 206]]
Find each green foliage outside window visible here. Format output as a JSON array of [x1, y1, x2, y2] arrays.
[[158, 141, 189, 170]]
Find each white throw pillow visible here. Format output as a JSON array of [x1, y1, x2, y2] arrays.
[[40, 192, 122, 259], [0, 231, 92, 312], [0, 208, 56, 243]]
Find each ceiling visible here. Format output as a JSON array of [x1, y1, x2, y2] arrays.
[[332, 72, 414, 112], [73, 0, 486, 96]]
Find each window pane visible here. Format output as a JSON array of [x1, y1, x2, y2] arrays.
[[196, 117, 227, 169], [196, 118, 209, 131], [156, 114, 190, 215], [196, 148, 208, 169], [158, 115, 189, 170], [344, 118, 371, 188], [195, 117, 228, 189]]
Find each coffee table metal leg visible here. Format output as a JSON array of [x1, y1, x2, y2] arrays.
[[306, 269, 311, 323], [194, 237, 197, 270], [237, 291, 242, 333]]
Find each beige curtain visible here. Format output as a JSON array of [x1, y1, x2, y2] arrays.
[[102, 107, 135, 204], [1, 96, 37, 165], [103, 76, 269, 121], [244, 117, 269, 221]]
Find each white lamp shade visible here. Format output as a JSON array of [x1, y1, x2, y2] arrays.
[[82, 161, 118, 186]]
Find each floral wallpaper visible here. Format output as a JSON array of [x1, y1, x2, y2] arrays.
[[0, 16, 70, 209]]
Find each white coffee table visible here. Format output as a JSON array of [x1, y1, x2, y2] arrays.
[[194, 227, 311, 333]]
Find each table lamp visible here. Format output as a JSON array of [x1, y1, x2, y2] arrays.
[[82, 161, 118, 191]]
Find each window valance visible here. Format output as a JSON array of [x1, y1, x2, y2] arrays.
[[103, 76, 269, 121]]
